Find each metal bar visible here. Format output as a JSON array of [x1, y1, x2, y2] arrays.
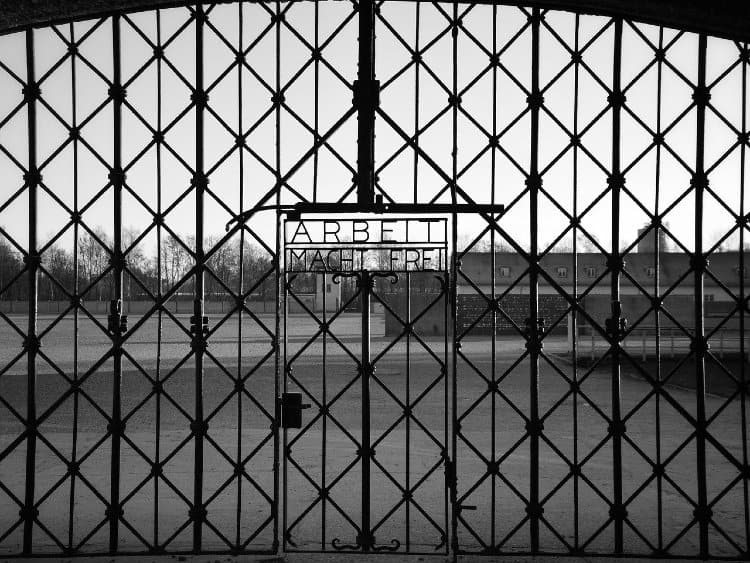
[[405, 271, 411, 550], [21, 26, 38, 556], [192, 2, 206, 551], [412, 1, 420, 206], [274, 0, 282, 553], [407, 3, 423, 540], [67, 19, 81, 552], [321, 270, 328, 551], [610, 17, 624, 554], [654, 25, 665, 554], [315, 6, 325, 541], [740, 37, 750, 559], [153, 9, 163, 548], [694, 32, 709, 559], [449, 1, 460, 555], [235, 0, 244, 549], [281, 217, 288, 551], [356, 0, 376, 205], [289, 202, 505, 217], [490, 3, 498, 550], [361, 270, 371, 551], [313, 0, 320, 204], [109, 14, 124, 552], [442, 268, 449, 556], [572, 12, 581, 552], [528, 7, 541, 553]]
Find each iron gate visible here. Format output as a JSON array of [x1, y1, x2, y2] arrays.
[[283, 268, 449, 553], [0, 0, 749, 559]]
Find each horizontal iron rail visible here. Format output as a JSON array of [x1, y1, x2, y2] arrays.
[[227, 203, 505, 231]]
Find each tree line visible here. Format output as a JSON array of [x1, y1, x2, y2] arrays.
[[0, 228, 275, 302]]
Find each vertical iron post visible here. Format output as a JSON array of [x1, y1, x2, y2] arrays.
[[449, 3, 459, 557], [653, 26, 666, 552], [739, 38, 749, 559], [108, 14, 125, 552], [694, 32, 709, 559], [153, 9, 164, 548], [360, 270, 372, 550], [571, 13, 582, 551], [610, 17, 624, 554], [528, 7, 542, 553], [67, 20, 81, 552], [355, 0, 376, 205], [191, 2, 207, 551], [235, 1, 245, 548], [22, 27, 38, 556], [275, 1, 283, 552]]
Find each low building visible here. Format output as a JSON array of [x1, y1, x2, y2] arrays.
[[385, 251, 749, 336]]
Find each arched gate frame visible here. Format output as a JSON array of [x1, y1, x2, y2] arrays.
[[0, 0, 750, 559]]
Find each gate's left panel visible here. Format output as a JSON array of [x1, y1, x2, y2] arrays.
[[0, 3, 281, 554]]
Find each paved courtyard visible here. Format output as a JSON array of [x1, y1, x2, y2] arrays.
[[0, 312, 747, 557]]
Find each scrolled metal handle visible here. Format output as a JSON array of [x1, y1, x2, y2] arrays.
[[372, 538, 401, 552], [331, 537, 361, 551]]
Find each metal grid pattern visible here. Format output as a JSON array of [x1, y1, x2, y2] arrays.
[[283, 270, 448, 553], [0, 0, 359, 554], [0, 0, 748, 559]]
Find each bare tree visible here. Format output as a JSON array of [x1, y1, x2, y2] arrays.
[[78, 227, 111, 300], [160, 236, 191, 292], [43, 244, 73, 300], [0, 235, 24, 300]]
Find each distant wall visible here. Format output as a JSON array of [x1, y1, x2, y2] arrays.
[[384, 293, 569, 336], [456, 294, 569, 337], [0, 299, 275, 315], [384, 293, 446, 337], [579, 294, 741, 332]]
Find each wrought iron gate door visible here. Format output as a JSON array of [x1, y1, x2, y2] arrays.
[[282, 269, 449, 553], [3, 0, 750, 559]]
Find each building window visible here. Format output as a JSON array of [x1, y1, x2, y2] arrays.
[[645, 267, 656, 277], [704, 294, 715, 302], [556, 266, 568, 278], [498, 266, 510, 277], [584, 266, 597, 278], [326, 283, 332, 293]]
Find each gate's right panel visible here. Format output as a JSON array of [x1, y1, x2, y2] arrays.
[[374, 1, 750, 558]]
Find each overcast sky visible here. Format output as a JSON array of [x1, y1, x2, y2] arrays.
[[0, 1, 747, 259]]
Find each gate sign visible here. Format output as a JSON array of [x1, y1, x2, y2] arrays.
[[285, 217, 448, 272]]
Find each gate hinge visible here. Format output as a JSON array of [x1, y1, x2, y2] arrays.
[[356, 531, 376, 551], [445, 458, 456, 489], [605, 300, 627, 341], [277, 392, 311, 429], [190, 309, 209, 351], [352, 79, 380, 109], [108, 299, 128, 334], [524, 317, 545, 353], [190, 313, 209, 336]]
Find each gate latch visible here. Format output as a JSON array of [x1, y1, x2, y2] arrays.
[[277, 392, 311, 429]]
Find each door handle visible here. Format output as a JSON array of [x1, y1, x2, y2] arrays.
[[278, 392, 311, 429]]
